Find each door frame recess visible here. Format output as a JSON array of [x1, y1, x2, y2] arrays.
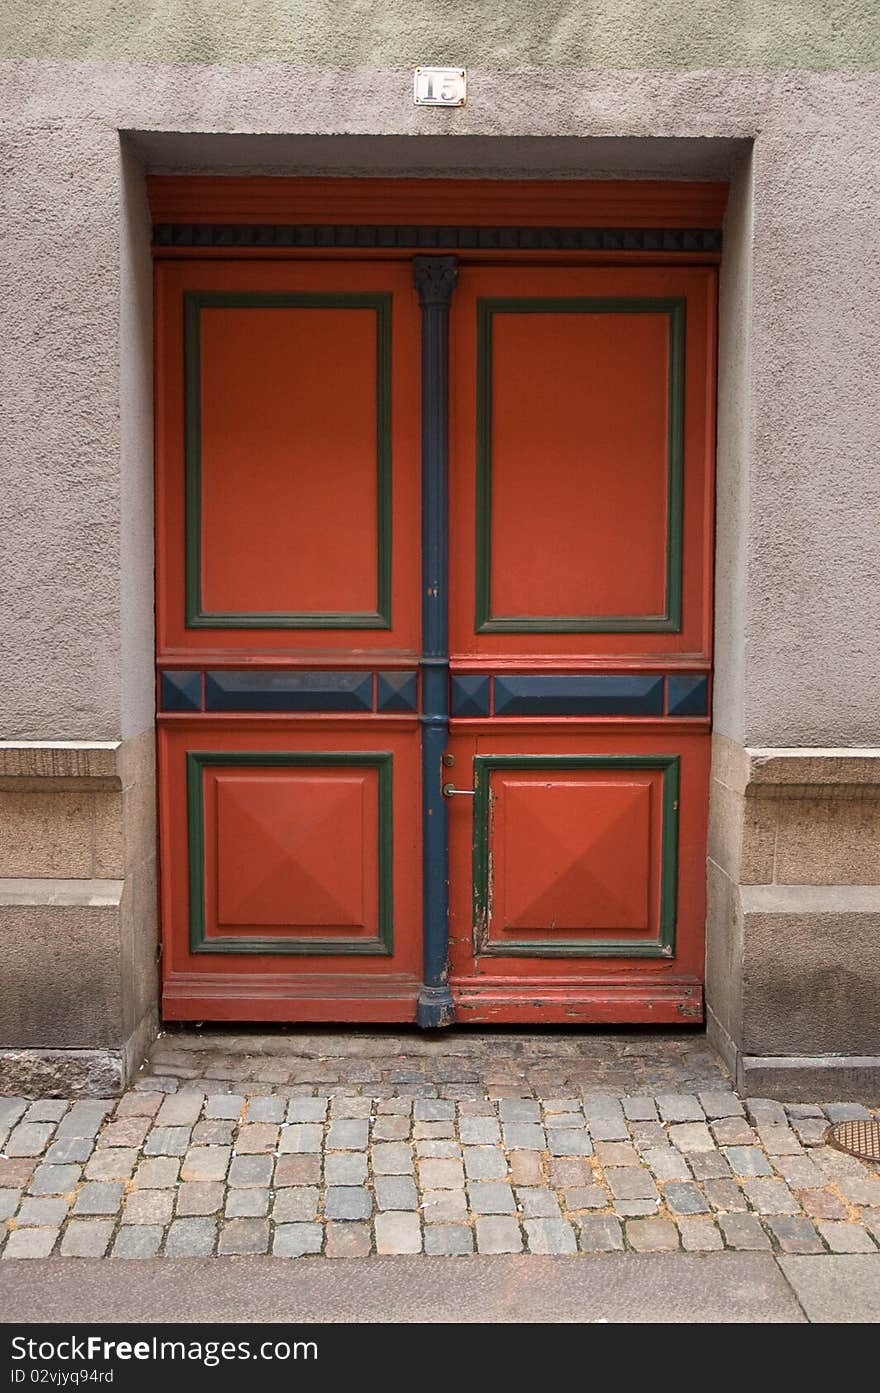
[[150, 176, 725, 1027]]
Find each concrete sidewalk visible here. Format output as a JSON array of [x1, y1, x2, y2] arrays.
[[1, 1252, 878, 1323]]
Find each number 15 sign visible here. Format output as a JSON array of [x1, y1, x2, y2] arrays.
[[413, 67, 467, 106]]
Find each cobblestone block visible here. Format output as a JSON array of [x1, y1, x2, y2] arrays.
[[5, 1124, 55, 1157], [502, 1123, 546, 1150], [459, 1117, 501, 1145], [516, 1187, 561, 1218], [677, 1217, 724, 1251], [799, 1189, 849, 1220], [656, 1094, 704, 1123], [687, 1152, 732, 1181], [703, 1178, 748, 1212], [2, 1229, 58, 1258], [181, 1147, 230, 1183], [372, 1117, 410, 1142], [710, 1118, 757, 1146], [228, 1155, 273, 1188], [272, 1223, 323, 1257], [176, 1182, 224, 1216], [468, 1182, 516, 1214], [772, 1154, 824, 1190], [60, 1220, 113, 1257], [509, 1152, 544, 1186], [578, 1215, 623, 1252], [718, 1213, 771, 1250], [132, 1158, 179, 1189], [374, 1176, 418, 1211], [271, 1188, 318, 1223], [413, 1100, 454, 1122], [143, 1128, 191, 1157], [824, 1103, 871, 1123], [324, 1153, 368, 1186], [245, 1097, 285, 1123], [326, 1120, 369, 1151], [641, 1147, 690, 1182], [98, 1118, 151, 1149], [549, 1129, 592, 1157], [44, 1138, 92, 1165], [463, 1147, 508, 1180], [218, 1218, 270, 1255], [225, 1189, 269, 1218], [626, 1217, 679, 1251], [605, 1169, 659, 1201], [28, 1164, 81, 1195], [18, 1197, 68, 1227], [663, 1182, 709, 1215], [668, 1123, 714, 1153], [836, 1176, 880, 1206], [424, 1224, 473, 1255], [498, 1099, 541, 1123], [622, 1096, 658, 1121], [278, 1125, 322, 1154], [286, 1097, 327, 1124], [274, 1155, 320, 1187], [698, 1091, 743, 1119], [757, 1125, 803, 1156], [548, 1157, 591, 1187], [122, 1190, 174, 1225], [475, 1216, 522, 1253], [0, 1191, 20, 1221], [236, 1124, 279, 1154], [111, 1226, 163, 1258], [163, 1219, 217, 1257], [563, 1186, 607, 1211], [73, 1182, 123, 1216], [418, 1158, 463, 1189], [765, 1216, 825, 1253], [614, 1199, 660, 1217], [372, 1143, 413, 1175], [416, 1140, 460, 1159], [791, 1118, 829, 1146], [25, 1101, 68, 1123], [742, 1179, 801, 1215], [630, 1122, 668, 1149], [421, 1189, 468, 1223], [525, 1217, 577, 1254], [115, 1093, 163, 1119], [375, 1212, 422, 1254], [325, 1221, 371, 1257], [155, 1094, 203, 1127], [724, 1146, 772, 1177], [325, 1187, 372, 1221], [203, 1095, 245, 1121], [582, 1097, 627, 1141], [815, 1221, 878, 1253], [85, 1149, 138, 1181]]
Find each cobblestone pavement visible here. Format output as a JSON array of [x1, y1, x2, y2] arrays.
[[1, 1030, 878, 1260]]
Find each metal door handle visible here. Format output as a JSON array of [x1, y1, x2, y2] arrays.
[[442, 783, 476, 797]]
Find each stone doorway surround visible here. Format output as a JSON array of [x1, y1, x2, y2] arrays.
[[1, 70, 879, 1096]]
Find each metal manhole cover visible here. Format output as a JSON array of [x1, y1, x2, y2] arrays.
[[825, 1119, 880, 1163]]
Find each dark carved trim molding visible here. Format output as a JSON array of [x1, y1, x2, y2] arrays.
[[153, 224, 722, 253]]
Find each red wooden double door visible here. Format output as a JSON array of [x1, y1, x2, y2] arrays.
[[155, 181, 717, 1025]]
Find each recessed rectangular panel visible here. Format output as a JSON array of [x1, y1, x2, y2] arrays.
[[187, 293, 390, 628], [493, 674, 664, 716], [476, 298, 684, 633], [188, 751, 393, 955], [473, 755, 679, 957], [204, 671, 373, 712], [667, 674, 709, 716]]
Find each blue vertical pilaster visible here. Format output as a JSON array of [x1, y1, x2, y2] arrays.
[[413, 255, 458, 1028]]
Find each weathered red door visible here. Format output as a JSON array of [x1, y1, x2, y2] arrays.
[[156, 259, 424, 1020], [446, 264, 715, 1022], [153, 179, 718, 1025]]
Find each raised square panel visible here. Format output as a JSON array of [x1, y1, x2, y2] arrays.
[[477, 298, 684, 633], [215, 774, 368, 929], [188, 752, 392, 955], [498, 779, 651, 933], [473, 755, 679, 958], [186, 293, 390, 628]]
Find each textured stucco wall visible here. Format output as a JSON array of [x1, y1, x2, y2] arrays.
[[2, 2, 880, 69], [1, 53, 879, 744]]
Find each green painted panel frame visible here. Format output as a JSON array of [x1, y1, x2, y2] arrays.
[[475, 296, 686, 633], [184, 291, 392, 629], [187, 750, 394, 955], [472, 753, 680, 958]]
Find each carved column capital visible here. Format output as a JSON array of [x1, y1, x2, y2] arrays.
[[413, 255, 459, 308]]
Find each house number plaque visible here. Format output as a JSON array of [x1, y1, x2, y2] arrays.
[[413, 67, 467, 107]]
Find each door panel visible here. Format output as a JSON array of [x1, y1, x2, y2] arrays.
[[155, 258, 422, 1022], [156, 260, 420, 656], [449, 265, 715, 657], [446, 263, 715, 1024]]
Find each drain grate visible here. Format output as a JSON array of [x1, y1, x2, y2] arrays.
[[825, 1119, 880, 1163]]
